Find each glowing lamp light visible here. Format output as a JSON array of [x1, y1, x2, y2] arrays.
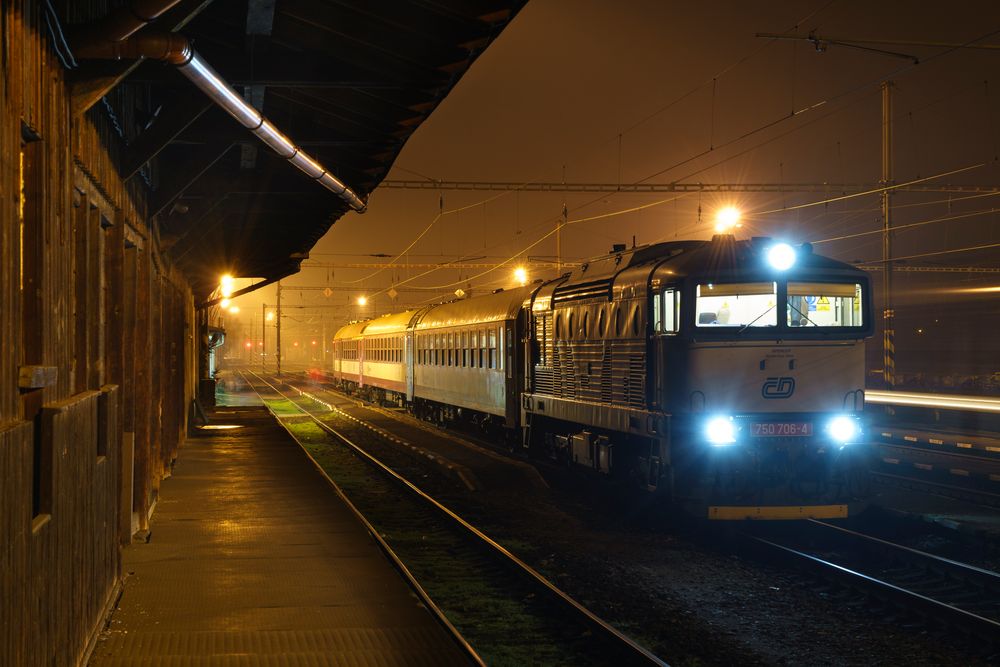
[[245, 341, 252, 349], [220, 273, 235, 298], [714, 206, 742, 233], [265, 311, 275, 322], [220, 298, 231, 308], [767, 243, 796, 271], [228, 305, 240, 314], [294, 341, 299, 347], [357, 295, 368, 306], [311, 340, 317, 346], [514, 266, 528, 286], [827, 415, 858, 444], [705, 416, 737, 446]]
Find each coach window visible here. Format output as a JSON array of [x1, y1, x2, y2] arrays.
[[479, 328, 487, 368], [498, 326, 504, 370], [488, 328, 497, 369]]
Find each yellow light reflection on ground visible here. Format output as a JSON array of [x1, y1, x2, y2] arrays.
[[197, 424, 245, 430]]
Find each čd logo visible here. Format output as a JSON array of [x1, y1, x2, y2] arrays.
[[761, 376, 795, 399]]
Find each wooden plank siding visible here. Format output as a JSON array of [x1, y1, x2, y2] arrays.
[[1, 3, 198, 665]]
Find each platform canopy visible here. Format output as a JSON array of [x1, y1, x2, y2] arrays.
[[76, 0, 525, 296]]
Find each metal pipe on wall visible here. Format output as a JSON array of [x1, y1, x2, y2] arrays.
[[73, 33, 367, 213]]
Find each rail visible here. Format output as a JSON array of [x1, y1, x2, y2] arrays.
[[742, 519, 1000, 644], [240, 369, 668, 666]]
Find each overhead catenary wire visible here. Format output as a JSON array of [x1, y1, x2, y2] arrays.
[[813, 206, 1000, 244], [858, 240, 1000, 264], [337, 20, 1000, 300], [364, 2, 845, 279]]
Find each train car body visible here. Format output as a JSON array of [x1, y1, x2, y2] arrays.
[[411, 286, 531, 428], [332, 235, 875, 520], [331, 320, 367, 386], [524, 236, 873, 519]]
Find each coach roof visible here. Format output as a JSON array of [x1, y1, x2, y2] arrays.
[[415, 285, 534, 331]]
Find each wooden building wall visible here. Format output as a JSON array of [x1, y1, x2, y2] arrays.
[[1, 3, 198, 665]]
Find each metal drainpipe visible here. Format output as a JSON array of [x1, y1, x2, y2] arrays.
[[73, 34, 368, 213]]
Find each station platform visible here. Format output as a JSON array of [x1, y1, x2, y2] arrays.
[[89, 406, 470, 666]]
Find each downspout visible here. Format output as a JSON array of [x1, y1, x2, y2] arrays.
[[73, 32, 368, 213]]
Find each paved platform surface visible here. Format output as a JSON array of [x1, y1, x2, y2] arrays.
[[90, 407, 470, 666]]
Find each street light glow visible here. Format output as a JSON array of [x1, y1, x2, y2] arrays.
[[357, 295, 368, 306], [514, 266, 528, 285], [265, 311, 275, 321], [229, 305, 240, 314], [220, 274, 235, 298]]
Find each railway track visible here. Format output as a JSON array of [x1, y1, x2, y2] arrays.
[[741, 519, 1000, 648], [238, 369, 667, 666]]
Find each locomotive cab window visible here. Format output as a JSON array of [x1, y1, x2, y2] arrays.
[[787, 282, 864, 327], [696, 282, 777, 327]]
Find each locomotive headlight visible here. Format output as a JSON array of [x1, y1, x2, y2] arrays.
[[767, 243, 796, 271], [705, 416, 737, 445], [827, 415, 859, 444]]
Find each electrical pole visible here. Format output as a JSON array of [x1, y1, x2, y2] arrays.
[[881, 81, 895, 390], [276, 282, 282, 377]]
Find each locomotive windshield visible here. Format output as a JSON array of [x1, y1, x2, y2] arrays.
[[787, 282, 863, 327], [690, 280, 867, 332], [695, 282, 777, 328]]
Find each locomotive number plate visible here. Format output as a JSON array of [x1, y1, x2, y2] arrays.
[[751, 421, 813, 437]]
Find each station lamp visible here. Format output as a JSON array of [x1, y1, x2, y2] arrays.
[[265, 311, 275, 322], [357, 295, 368, 306], [228, 305, 240, 314], [220, 273, 235, 298]]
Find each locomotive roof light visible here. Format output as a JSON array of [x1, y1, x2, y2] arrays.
[[705, 415, 737, 446], [827, 415, 859, 445], [766, 243, 796, 271], [714, 206, 742, 233]]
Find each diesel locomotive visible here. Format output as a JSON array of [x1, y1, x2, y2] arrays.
[[332, 234, 874, 519]]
